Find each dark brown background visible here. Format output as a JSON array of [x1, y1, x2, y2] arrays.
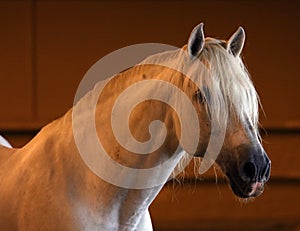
[[0, 1, 299, 230]]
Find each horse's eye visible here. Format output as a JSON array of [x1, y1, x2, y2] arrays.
[[195, 90, 205, 104]]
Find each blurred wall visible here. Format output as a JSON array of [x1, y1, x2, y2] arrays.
[[0, 1, 299, 230]]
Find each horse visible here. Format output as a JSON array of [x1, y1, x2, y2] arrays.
[[0, 23, 270, 230]]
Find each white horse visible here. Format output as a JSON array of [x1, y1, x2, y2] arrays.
[[0, 23, 270, 230]]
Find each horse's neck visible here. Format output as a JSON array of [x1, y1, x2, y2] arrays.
[[26, 111, 159, 230], [28, 68, 184, 229]]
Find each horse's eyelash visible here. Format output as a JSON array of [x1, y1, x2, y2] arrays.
[[195, 90, 205, 103]]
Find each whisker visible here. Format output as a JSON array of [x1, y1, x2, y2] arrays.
[[213, 165, 222, 199]]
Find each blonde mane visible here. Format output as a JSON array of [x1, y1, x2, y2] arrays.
[[200, 38, 259, 129], [140, 39, 259, 131], [139, 39, 260, 177]]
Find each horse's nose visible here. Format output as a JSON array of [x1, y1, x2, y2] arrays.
[[241, 151, 271, 183]]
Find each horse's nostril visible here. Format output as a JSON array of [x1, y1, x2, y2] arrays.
[[242, 162, 257, 182]]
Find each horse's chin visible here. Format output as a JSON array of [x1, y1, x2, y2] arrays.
[[226, 173, 265, 199]]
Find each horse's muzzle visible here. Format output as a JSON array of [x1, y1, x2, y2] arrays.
[[226, 147, 271, 198]]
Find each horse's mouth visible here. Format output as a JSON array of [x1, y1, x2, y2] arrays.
[[227, 174, 265, 198]]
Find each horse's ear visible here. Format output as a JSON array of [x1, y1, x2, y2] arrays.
[[188, 23, 205, 58], [227, 27, 245, 57]]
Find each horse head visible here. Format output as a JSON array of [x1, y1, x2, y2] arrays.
[[186, 23, 271, 198]]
